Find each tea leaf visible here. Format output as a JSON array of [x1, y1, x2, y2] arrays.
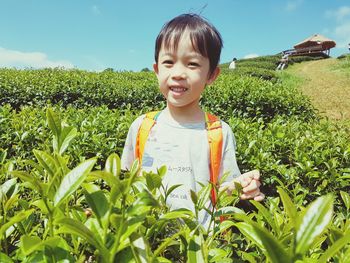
[[340, 191, 350, 210], [129, 233, 150, 263], [105, 153, 121, 177], [10, 171, 43, 193], [0, 178, 17, 202], [33, 150, 58, 177], [235, 221, 292, 263], [152, 230, 185, 261], [56, 217, 110, 262], [20, 235, 61, 255], [118, 221, 144, 252], [54, 158, 96, 207], [295, 194, 333, 256], [318, 229, 350, 262], [157, 165, 167, 178], [83, 189, 109, 229], [46, 108, 61, 137], [0, 209, 34, 238], [58, 126, 77, 155], [160, 209, 194, 220], [187, 234, 205, 263], [88, 170, 119, 187], [144, 172, 162, 191], [190, 190, 198, 206], [251, 200, 278, 234], [0, 252, 13, 263], [277, 186, 297, 226], [214, 206, 245, 217], [165, 184, 182, 197]]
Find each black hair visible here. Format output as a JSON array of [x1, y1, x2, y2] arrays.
[[155, 13, 223, 77]]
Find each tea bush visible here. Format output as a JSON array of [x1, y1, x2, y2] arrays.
[[1, 110, 349, 262], [1, 105, 348, 211], [1, 58, 349, 261], [0, 68, 316, 121]]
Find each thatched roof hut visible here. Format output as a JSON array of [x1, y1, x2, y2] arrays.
[[294, 34, 336, 50]]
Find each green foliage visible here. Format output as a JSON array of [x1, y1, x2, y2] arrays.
[[231, 116, 350, 202], [1, 54, 349, 261], [0, 109, 246, 261], [1, 108, 349, 262], [0, 67, 316, 121], [0, 68, 164, 111], [203, 73, 316, 121]]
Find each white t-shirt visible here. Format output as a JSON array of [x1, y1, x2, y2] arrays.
[[229, 61, 236, 69], [121, 111, 241, 226]]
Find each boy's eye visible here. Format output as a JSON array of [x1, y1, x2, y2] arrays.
[[162, 60, 173, 66], [188, 62, 200, 68]]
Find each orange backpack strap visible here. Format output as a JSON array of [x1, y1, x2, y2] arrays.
[[135, 111, 161, 164], [205, 112, 223, 206]]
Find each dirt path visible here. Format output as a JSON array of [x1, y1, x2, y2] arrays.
[[288, 58, 350, 120]]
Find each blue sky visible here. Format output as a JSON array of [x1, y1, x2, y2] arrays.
[[0, 0, 349, 71]]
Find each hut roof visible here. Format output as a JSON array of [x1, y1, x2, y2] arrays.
[[294, 34, 336, 50]]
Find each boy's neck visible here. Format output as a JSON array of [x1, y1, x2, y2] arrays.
[[164, 104, 205, 123]]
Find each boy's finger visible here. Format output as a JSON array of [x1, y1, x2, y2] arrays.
[[240, 189, 261, 200], [254, 192, 265, 202], [242, 170, 260, 180], [242, 179, 261, 193]]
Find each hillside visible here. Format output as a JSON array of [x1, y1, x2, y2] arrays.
[[286, 57, 350, 121]]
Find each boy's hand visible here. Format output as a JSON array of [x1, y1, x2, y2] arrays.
[[222, 170, 264, 201], [239, 170, 264, 201]]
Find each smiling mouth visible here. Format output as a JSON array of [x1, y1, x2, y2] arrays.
[[169, 86, 188, 92]]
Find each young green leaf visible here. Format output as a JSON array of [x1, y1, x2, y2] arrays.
[[144, 172, 162, 191], [33, 150, 58, 177], [340, 191, 350, 211], [105, 153, 121, 177], [318, 229, 350, 263], [235, 221, 292, 263], [83, 189, 109, 229], [58, 126, 77, 155], [295, 194, 333, 256], [0, 252, 14, 263], [0, 209, 34, 238], [20, 235, 61, 256], [46, 108, 61, 138], [56, 217, 110, 262], [187, 234, 205, 263], [277, 186, 297, 226], [53, 158, 96, 207], [129, 233, 151, 263], [0, 178, 17, 202], [251, 200, 278, 234]]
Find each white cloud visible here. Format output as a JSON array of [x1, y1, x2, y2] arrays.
[[326, 6, 350, 21], [243, 53, 259, 59], [324, 6, 350, 49], [285, 0, 303, 12], [334, 22, 350, 47], [0, 47, 74, 69]]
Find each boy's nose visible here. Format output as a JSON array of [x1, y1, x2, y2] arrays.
[[171, 64, 187, 79]]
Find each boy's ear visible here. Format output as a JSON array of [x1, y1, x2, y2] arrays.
[[153, 63, 159, 74], [207, 67, 220, 85]]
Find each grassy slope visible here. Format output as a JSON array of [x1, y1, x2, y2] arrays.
[[284, 57, 350, 121]]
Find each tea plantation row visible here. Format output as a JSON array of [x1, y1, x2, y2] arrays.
[[0, 67, 316, 121], [1, 56, 349, 261]]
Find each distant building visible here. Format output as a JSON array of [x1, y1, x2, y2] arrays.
[[283, 34, 336, 57]]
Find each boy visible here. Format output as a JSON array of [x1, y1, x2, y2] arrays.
[[121, 13, 264, 226]]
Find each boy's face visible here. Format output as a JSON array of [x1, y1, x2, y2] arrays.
[[153, 32, 219, 111]]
